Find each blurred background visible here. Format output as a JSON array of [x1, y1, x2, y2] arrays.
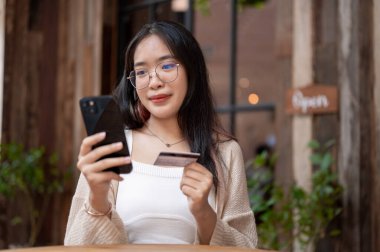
[[0, 0, 379, 251]]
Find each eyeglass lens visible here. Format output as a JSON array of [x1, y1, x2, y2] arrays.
[[129, 62, 179, 89]]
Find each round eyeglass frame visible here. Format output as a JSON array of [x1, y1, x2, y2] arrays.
[[127, 62, 180, 90]]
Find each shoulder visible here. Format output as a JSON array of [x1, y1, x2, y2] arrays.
[[217, 138, 243, 157], [216, 139, 245, 175]]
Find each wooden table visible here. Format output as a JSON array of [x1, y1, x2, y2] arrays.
[[1, 244, 275, 252]]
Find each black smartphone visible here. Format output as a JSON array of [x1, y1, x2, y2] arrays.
[[79, 95, 132, 174]]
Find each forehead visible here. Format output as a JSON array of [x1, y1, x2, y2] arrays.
[[134, 35, 172, 64]]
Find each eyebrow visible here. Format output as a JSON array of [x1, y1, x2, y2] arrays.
[[134, 55, 175, 67]]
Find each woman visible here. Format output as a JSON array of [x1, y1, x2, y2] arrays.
[[64, 21, 257, 248]]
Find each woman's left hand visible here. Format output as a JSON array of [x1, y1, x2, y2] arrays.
[[180, 162, 214, 217], [180, 162, 217, 244]]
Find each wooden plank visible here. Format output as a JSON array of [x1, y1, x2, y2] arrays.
[[338, 0, 361, 251], [358, 1, 375, 252], [292, 0, 313, 194], [0, 0, 5, 143], [373, 0, 380, 251], [3, 0, 34, 246], [53, 0, 74, 245], [54, 0, 104, 243], [312, 0, 339, 162], [101, 0, 118, 94], [292, 1, 313, 251], [273, 0, 293, 189]]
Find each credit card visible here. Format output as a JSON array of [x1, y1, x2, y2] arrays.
[[154, 152, 200, 167]]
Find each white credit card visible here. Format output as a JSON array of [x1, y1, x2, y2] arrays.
[[154, 152, 200, 167]]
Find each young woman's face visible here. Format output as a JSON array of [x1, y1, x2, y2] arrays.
[[133, 35, 188, 120]]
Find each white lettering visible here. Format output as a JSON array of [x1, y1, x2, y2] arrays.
[[292, 90, 329, 113]]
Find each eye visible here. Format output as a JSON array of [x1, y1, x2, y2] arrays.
[[161, 62, 177, 71], [135, 69, 148, 76]]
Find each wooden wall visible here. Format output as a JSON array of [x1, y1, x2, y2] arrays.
[[288, 0, 379, 251], [1, 0, 108, 246], [274, 0, 293, 189], [338, 0, 378, 251], [1, 0, 379, 250], [0, 0, 5, 144], [374, 1, 380, 250]]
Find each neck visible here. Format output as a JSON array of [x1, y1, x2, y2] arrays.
[[145, 117, 184, 142]]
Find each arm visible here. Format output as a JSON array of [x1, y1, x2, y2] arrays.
[[209, 140, 258, 248], [64, 132, 129, 245], [64, 174, 127, 245]]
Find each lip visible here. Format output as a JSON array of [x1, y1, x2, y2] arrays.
[[149, 94, 171, 104]]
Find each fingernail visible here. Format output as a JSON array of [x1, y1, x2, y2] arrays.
[[98, 132, 106, 137], [119, 176, 124, 181], [125, 156, 131, 162]]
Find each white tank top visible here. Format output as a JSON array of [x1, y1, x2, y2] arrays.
[[116, 130, 216, 244]]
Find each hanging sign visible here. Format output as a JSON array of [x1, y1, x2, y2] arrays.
[[286, 85, 338, 114]]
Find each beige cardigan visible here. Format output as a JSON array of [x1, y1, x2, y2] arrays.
[[64, 139, 258, 248]]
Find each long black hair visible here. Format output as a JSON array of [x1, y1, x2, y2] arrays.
[[114, 21, 233, 188]]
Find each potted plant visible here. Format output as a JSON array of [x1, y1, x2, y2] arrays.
[[247, 139, 343, 251], [0, 143, 68, 248]]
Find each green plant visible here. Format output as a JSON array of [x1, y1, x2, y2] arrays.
[[0, 143, 68, 247], [196, 0, 268, 15], [247, 140, 343, 251]]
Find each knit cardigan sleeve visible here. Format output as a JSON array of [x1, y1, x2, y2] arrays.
[[209, 140, 258, 248], [64, 174, 127, 245]]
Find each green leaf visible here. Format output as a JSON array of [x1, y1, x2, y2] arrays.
[[320, 153, 333, 170], [10, 216, 23, 226], [310, 153, 323, 165], [329, 229, 341, 237], [308, 139, 320, 150]]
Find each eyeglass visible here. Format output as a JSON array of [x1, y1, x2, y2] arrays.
[[127, 61, 180, 90]]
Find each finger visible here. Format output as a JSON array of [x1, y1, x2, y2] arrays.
[[78, 142, 124, 166], [87, 156, 131, 173], [181, 185, 205, 203], [184, 163, 210, 176], [181, 184, 197, 197], [183, 165, 213, 184], [180, 176, 201, 191], [79, 132, 106, 158], [182, 169, 204, 183]]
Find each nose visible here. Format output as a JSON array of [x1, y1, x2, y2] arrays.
[[148, 71, 164, 89]]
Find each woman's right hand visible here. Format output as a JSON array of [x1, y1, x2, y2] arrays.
[[77, 132, 131, 213]]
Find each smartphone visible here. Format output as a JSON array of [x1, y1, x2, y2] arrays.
[[79, 95, 132, 174]]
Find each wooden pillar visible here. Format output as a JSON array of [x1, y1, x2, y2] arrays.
[[357, 1, 374, 251], [3, 0, 32, 146], [292, 0, 313, 191], [312, 0, 339, 146], [55, 0, 103, 177], [372, 0, 380, 251], [338, 0, 377, 251], [312, 1, 340, 251], [338, 1, 361, 251], [54, 0, 104, 243], [292, 1, 313, 251], [274, 0, 293, 189], [2, 0, 104, 245], [0, 0, 4, 143]]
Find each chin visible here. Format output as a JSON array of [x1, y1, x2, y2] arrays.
[[149, 110, 179, 120]]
